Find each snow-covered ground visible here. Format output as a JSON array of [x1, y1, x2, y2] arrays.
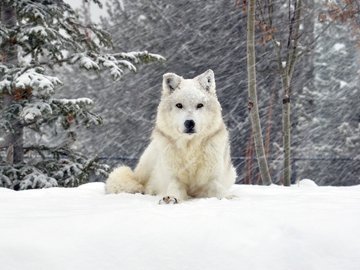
[[1, 180, 360, 270]]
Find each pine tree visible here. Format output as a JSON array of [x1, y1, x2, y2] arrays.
[[0, 0, 164, 190]]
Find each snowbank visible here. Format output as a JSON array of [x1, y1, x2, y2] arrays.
[[1, 181, 360, 270]]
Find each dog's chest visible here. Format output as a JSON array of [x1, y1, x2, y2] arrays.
[[168, 143, 216, 186]]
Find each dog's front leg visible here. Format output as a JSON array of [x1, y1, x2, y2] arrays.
[[159, 180, 188, 204]]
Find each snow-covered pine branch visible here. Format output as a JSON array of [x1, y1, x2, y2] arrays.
[[71, 53, 100, 71], [70, 51, 165, 80], [0, 66, 62, 97], [114, 51, 166, 64], [0, 148, 110, 190], [15, 67, 62, 97], [20, 101, 52, 123], [51, 98, 102, 128]]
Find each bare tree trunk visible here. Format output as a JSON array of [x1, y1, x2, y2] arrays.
[[261, 82, 275, 184], [246, 0, 272, 185], [245, 130, 254, 185], [282, 82, 291, 186], [1, 2, 23, 164], [265, 83, 275, 159], [282, 0, 302, 186]]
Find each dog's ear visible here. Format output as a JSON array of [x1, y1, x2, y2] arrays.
[[163, 73, 182, 94], [196, 69, 216, 94]]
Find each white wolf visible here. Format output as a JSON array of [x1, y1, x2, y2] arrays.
[[106, 69, 237, 203]]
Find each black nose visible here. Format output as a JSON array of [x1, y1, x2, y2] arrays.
[[184, 120, 195, 130]]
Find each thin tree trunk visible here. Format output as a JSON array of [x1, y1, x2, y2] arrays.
[[282, 84, 291, 186], [245, 130, 254, 185], [1, 2, 23, 164], [246, 0, 272, 185], [282, 0, 302, 186], [265, 84, 275, 158], [260, 83, 275, 185]]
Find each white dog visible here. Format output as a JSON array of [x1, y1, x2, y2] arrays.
[[106, 69, 236, 203]]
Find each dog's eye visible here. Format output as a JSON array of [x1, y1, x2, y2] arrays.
[[176, 103, 183, 109], [196, 103, 204, 109]]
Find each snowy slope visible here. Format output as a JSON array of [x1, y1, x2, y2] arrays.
[[1, 181, 360, 270]]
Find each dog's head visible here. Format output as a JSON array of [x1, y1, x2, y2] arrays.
[[156, 69, 223, 139]]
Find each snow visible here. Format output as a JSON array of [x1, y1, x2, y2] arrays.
[[333, 43, 345, 51], [1, 180, 360, 270], [14, 68, 62, 96], [71, 53, 100, 70], [296, 178, 318, 187], [64, 0, 108, 22], [52, 98, 94, 107], [28, 26, 48, 37], [338, 79, 349, 89], [118, 0, 125, 12], [20, 101, 52, 123], [138, 14, 147, 23], [115, 51, 166, 63], [69, 52, 163, 80]]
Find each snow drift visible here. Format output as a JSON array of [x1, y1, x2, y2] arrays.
[[0, 180, 360, 270]]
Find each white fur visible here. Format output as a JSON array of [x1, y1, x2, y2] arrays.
[[106, 69, 237, 202]]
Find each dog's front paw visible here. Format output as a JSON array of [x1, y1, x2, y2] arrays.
[[159, 196, 178, 205]]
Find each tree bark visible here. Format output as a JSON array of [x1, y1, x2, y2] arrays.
[[246, 0, 272, 185], [1, 2, 23, 164], [282, 0, 302, 186], [282, 89, 291, 186]]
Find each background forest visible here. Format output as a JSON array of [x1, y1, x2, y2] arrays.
[[1, 0, 359, 188]]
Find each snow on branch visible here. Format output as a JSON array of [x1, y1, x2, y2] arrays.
[[0, 77, 12, 95], [19, 167, 58, 189], [71, 53, 100, 71], [0, 143, 109, 189], [51, 98, 94, 109], [15, 67, 62, 96], [70, 51, 165, 80], [20, 101, 53, 123], [98, 54, 131, 79], [51, 159, 83, 187], [0, 164, 58, 190], [113, 51, 166, 64], [51, 98, 102, 127]]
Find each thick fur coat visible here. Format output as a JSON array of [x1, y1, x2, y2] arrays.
[[105, 69, 236, 203]]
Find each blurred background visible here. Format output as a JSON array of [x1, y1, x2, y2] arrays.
[[60, 0, 359, 186]]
